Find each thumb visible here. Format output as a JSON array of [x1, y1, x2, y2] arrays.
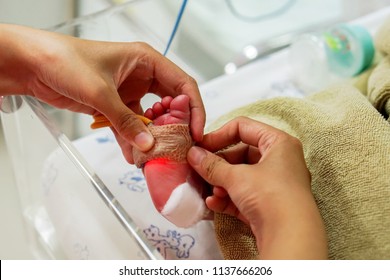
[[111, 109, 154, 152], [99, 97, 154, 152], [187, 146, 232, 187]]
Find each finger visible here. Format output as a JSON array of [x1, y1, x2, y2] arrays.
[[175, 78, 205, 142], [205, 195, 234, 214], [111, 129, 135, 164], [189, 99, 206, 142], [205, 196, 247, 224], [187, 146, 234, 189], [93, 87, 154, 152], [147, 49, 205, 142], [217, 142, 261, 164], [155, 77, 205, 142], [213, 186, 228, 198], [151, 78, 205, 142], [200, 117, 280, 154], [112, 108, 154, 152]]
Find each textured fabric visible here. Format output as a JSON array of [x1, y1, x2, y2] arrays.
[[368, 18, 390, 119], [367, 57, 390, 118], [214, 213, 258, 260], [133, 124, 193, 168], [209, 17, 390, 260]]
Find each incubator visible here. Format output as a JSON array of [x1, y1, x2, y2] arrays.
[[1, 0, 390, 259]]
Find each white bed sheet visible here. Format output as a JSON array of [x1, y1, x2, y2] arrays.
[[42, 129, 221, 260]]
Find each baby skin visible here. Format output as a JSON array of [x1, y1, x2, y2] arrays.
[[135, 95, 209, 228]]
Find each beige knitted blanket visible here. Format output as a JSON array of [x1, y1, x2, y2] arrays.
[[209, 17, 390, 260]]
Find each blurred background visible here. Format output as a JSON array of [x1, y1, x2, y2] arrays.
[[1, 0, 390, 259]]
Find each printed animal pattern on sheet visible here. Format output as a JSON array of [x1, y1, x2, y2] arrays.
[[143, 225, 195, 259], [118, 169, 146, 192]]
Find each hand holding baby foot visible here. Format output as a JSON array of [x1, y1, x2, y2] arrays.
[[132, 95, 210, 228], [187, 117, 328, 259]]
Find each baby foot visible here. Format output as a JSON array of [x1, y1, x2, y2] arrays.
[[139, 95, 209, 228], [144, 95, 190, 126]]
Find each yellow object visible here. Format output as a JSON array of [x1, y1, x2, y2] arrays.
[[91, 114, 153, 129]]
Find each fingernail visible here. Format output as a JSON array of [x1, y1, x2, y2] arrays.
[[188, 146, 207, 165], [134, 131, 154, 151]]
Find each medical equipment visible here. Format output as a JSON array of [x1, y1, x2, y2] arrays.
[[163, 0, 187, 56]]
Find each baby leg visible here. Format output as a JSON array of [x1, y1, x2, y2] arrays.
[[134, 95, 209, 228]]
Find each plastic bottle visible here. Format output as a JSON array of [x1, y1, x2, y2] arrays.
[[289, 24, 375, 93]]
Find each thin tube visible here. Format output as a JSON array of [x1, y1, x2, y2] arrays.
[[163, 0, 188, 56]]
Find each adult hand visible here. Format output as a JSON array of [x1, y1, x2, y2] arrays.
[[187, 117, 327, 259], [0, 24, 205, 163]]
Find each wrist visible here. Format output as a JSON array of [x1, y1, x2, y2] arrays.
[[252, 188, 327, 259], [0, 24, 36, 94]]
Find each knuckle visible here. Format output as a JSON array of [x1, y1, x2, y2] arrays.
[[177, 75, 198, 95], [291, 136, 304, 149], [185, 75, 198, 87], [132, 41, 153, 52], [204, 158, 218, 180], [236, 116, 249, 122], [285, 134, 303, 149]]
